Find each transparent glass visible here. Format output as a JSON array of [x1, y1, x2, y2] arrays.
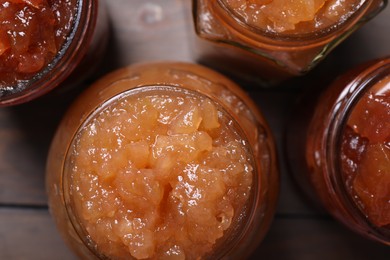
[[0, 0, 108, 107], [286, 57, 390, 245], [192, 0, 387, 85], [46, 62, 279, 259]]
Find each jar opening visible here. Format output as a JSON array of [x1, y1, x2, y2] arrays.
[[62, 85, 259, 259]]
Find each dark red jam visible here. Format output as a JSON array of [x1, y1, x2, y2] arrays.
[[341, 75, 390, 227], [0, 0, 77, 88]]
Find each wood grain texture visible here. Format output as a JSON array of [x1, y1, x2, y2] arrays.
[[0, 0, 389, 258], [0, 208, 76, 260]]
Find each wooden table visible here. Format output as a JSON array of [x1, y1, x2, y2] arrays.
[[1, 0, 389, 259]]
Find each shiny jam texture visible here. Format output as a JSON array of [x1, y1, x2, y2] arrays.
[[341, 75, 390, 228], [0, 0, 76, 88], [223, 0, 364, 33], [67, 90, 253, 259]]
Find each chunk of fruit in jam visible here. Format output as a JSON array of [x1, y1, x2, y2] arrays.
[[348, 77, 390, 143], [261, 0, 326, 31], [12, 0, 44, 8], [353, 144, 390, 227]]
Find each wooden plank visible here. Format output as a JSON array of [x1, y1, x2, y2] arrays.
[[1, 208, 389, 260], [101, 0, 193, 70], [1, 0, 389, 208], [0, 96, 73, 205], [0, 208, 76, 260], [253, 217, 390, 260]]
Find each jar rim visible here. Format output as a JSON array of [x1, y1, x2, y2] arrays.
[[61, 84, 262, 259]]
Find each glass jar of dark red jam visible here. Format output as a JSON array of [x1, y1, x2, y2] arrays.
[[192, 0, 387, 85], [0, 0, 108, 106], [286, 57, 390, 245], [46, 62, 279, 259]]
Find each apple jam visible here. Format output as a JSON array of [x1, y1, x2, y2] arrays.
[[341, 75, 390, 228], [0, 0, 77, 89], [66, 88, 254, 259], [222, 0, 366, 33]]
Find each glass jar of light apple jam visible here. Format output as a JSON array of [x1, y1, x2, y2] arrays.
[[286, 57, 390, 244], [0, 0, 108, 106], [46, 62, 279, 259], [192, 0, 386, 85]]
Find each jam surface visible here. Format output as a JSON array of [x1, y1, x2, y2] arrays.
[[341, 75, 390, 227], [0, 0, 76, 91], [67, 88, 253, 259], [223, 0, 365, 33]]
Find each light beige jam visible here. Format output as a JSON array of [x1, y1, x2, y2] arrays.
[[223, 0, 365, 33], [66, 88, 253, 259]]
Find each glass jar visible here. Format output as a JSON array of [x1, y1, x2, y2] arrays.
[[192, 0, 387, 85], [46, 62, 279, 259], [286, 57, 390, 245], [0, 0, 108, 106]]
